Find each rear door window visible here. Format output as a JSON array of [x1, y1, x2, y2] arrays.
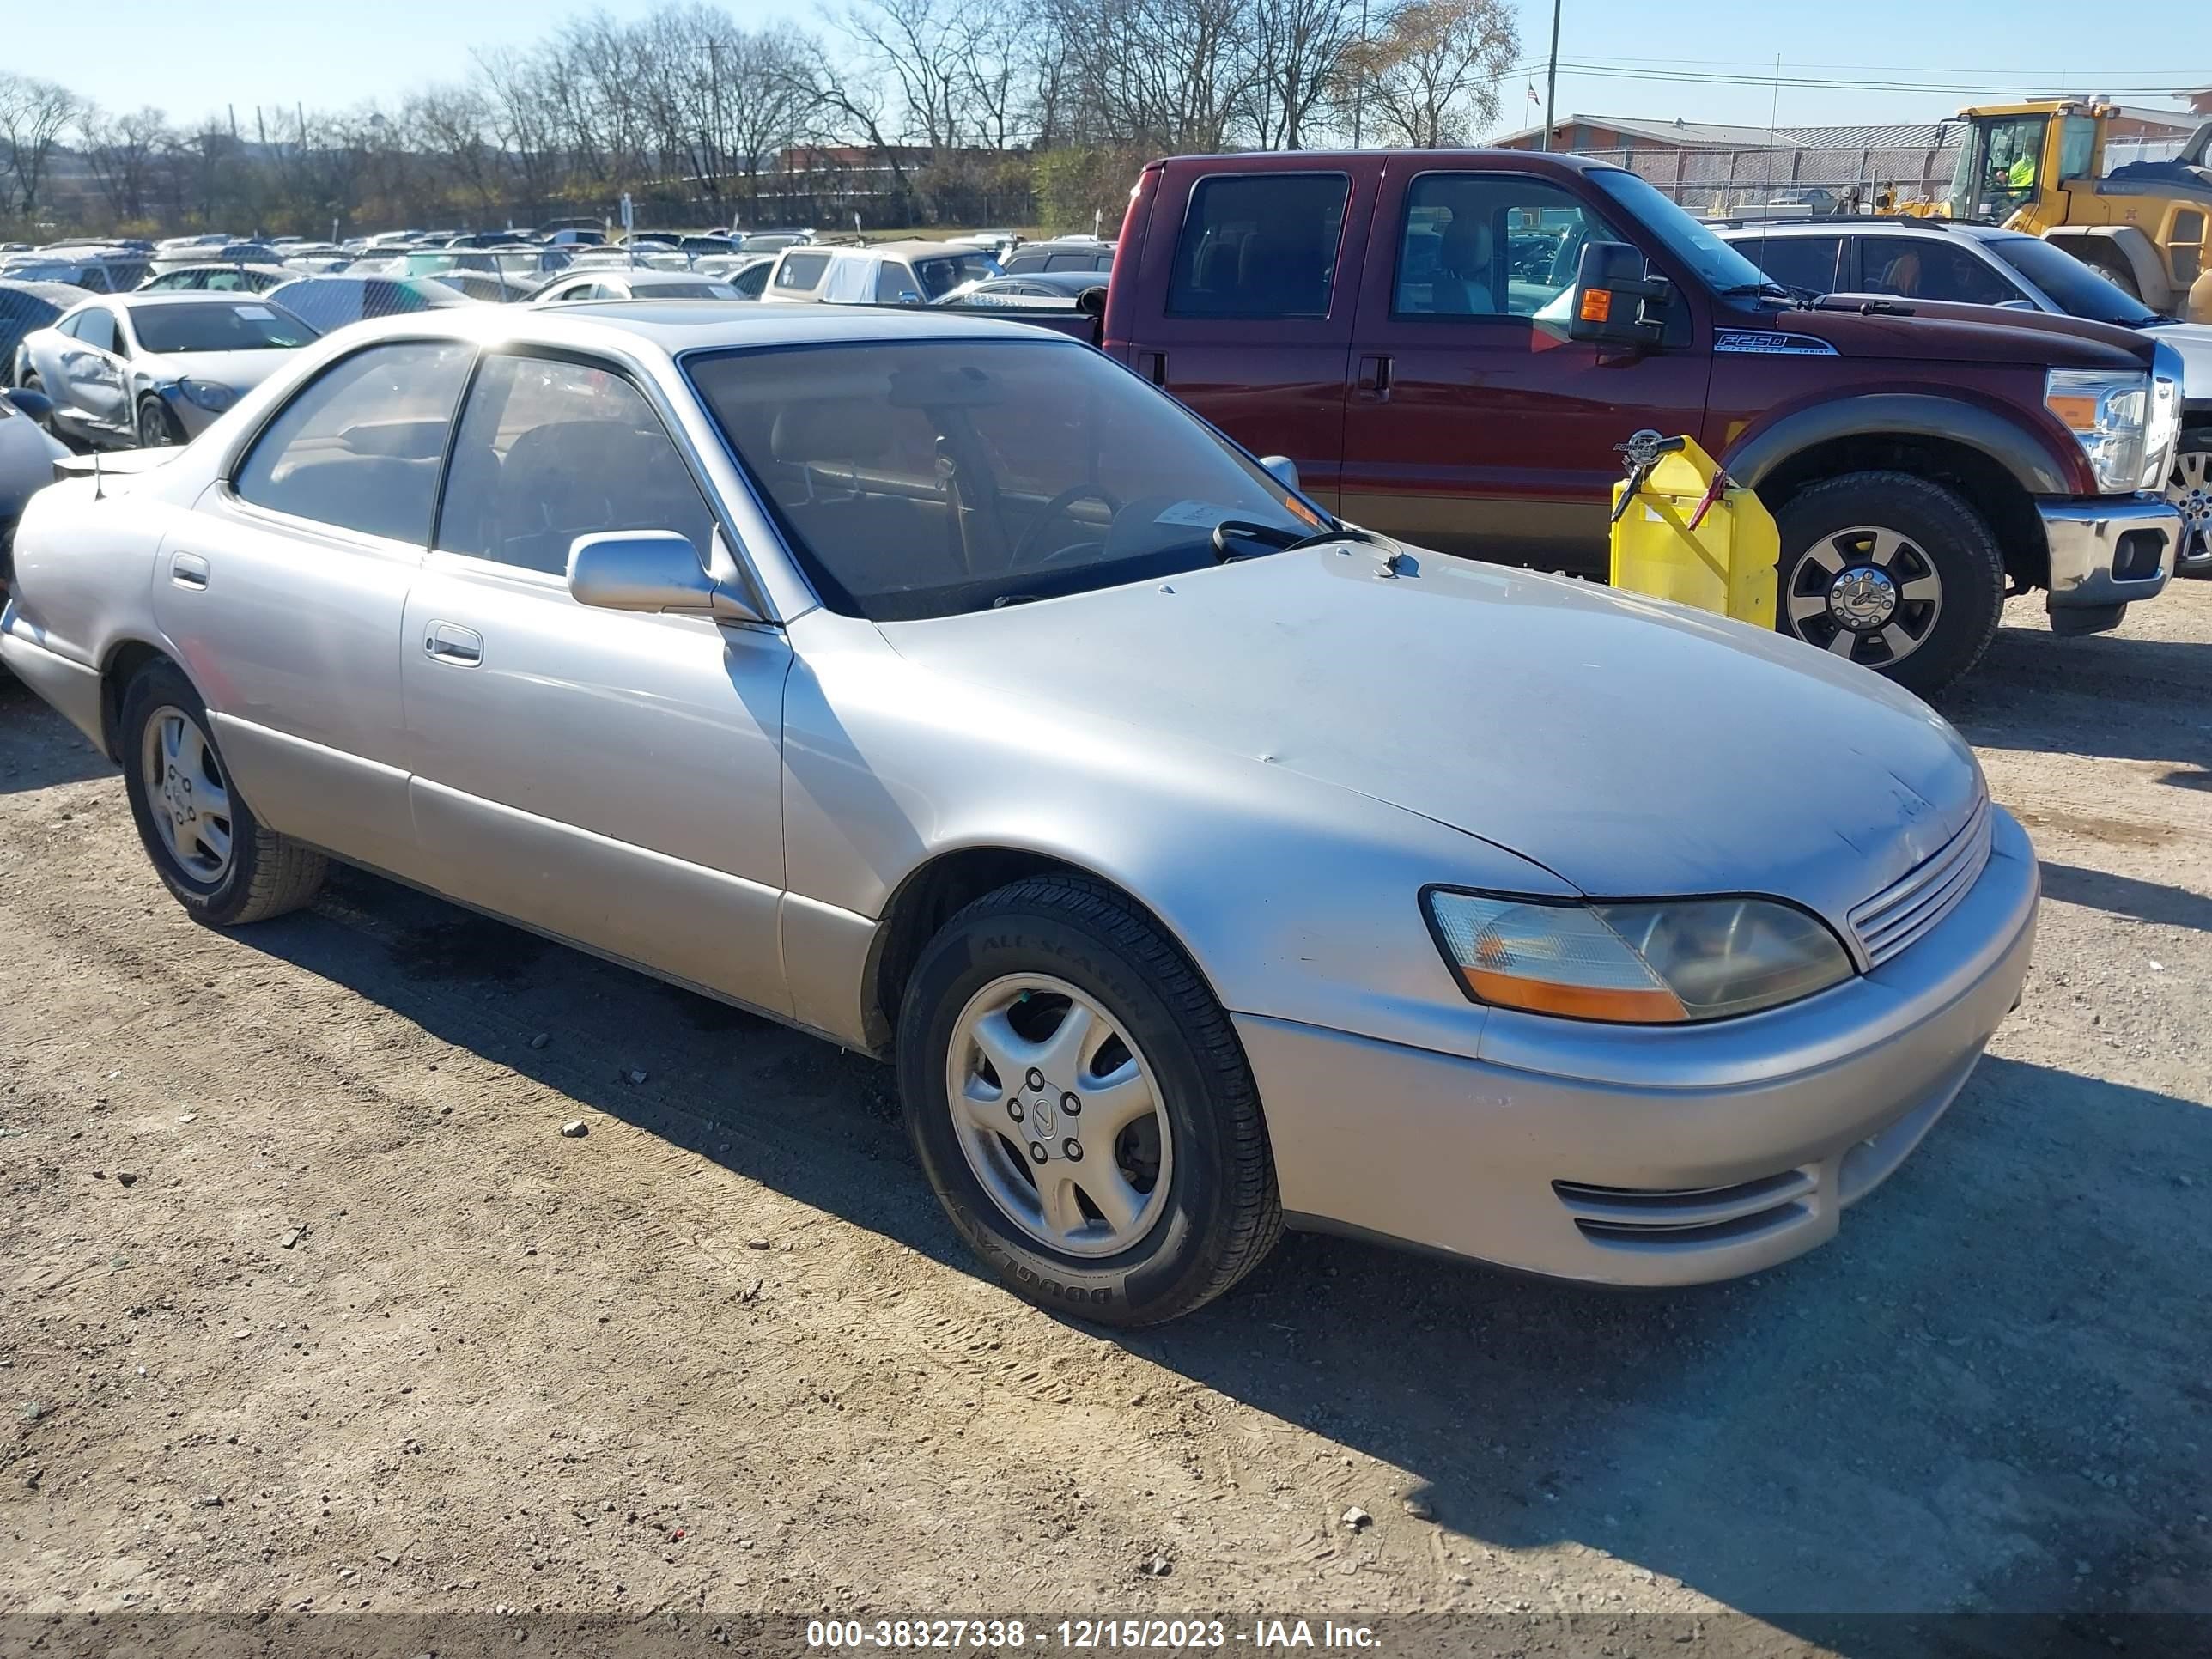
[[1168, 173, 1348, 319], [233, 342, 476, 543], [1732, 234, 1842, 297]]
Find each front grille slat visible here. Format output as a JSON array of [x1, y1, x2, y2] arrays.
[[1849, 797, 1992, 968]]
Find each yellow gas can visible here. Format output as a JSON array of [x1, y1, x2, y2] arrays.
[[1607, 434, 1778, 629]]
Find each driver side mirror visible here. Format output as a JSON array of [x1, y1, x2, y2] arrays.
[[567, 531, 762, 623], [1568, 241, 1671, 349], [1259, 454, 1300, 493], [4, 386, 53, 422]]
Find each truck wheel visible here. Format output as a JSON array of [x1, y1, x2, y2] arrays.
[[2169, 432, 2211, 577], [1772, 471, 2005, 696], [897, 873, 1281, 1326]]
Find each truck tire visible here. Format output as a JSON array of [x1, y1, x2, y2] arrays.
[[1772, 471, 2005, 696], [897, 873, 1281, 1326]]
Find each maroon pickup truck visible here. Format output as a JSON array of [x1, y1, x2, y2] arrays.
[[1083, 149, 2186, 691]]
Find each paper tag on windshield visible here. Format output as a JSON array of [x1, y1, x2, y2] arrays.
[[1153, 500, 1231, 529], [236, 305, 275, 319]]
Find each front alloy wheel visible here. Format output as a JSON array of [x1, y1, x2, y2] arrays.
[[1781, 524, 1944, 669], [137, 399, 179, 448], [946, 974, 1172, 1257], [2171, 434, 2211, 574]]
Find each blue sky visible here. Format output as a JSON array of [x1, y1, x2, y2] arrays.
[[3, 0, 2207, 136]]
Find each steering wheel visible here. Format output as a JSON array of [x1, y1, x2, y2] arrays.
[[1011, 484, 1123, 568]]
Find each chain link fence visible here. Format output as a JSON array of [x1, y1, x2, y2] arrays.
[[1576, 144, 1960, 216]]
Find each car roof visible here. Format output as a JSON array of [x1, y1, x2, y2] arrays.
[[334, 299, 1069, 356]]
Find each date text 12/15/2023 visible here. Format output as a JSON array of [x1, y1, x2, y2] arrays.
[[805, 1619, 1381, 1650]]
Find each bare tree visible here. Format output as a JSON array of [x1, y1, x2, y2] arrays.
[[0, 73, 84, 222], [78, 105, 170, 223], [1242, 0, 1370, 149], [1357, 0, 1515, 149], [721, 25, 813, 222], [836, 0, 970, 149]]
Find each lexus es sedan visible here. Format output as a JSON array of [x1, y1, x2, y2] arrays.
[[0, 304, 2038, 1325], [12, 292, 319, 450]]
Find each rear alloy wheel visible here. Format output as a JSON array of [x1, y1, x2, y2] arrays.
[[1773, 471, 2005, 696], [119, 659, 327, 927], [2169, 433, 2211, 577], [137, 398, 182, 448]]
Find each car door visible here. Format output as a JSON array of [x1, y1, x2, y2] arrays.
[[155, 338, 477, 880], [1338, 167, 1714, 574], [54, 306, 131, 439], [1851, 235, 2028, 307], [1131, 167, 1371, 512], [399, 348, 793, 1015]]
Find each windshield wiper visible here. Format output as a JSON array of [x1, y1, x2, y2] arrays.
[[1209, 518, 1395, 562], [1717, 280, 1796, 301]]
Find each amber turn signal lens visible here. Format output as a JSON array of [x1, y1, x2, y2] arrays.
[[1578, 289, 1613, 324], [2045, 392, 2100, 431], [1461, 967, 1686, 1023]]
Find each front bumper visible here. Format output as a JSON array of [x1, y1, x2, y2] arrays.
[[1238, 806, 2039, 1287], [2039, 495, 2178, 623]]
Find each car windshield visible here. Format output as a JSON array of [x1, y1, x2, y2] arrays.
[[912, 253, 1000, 299], [1978, 233, 2162, 328], [686, 338, 1317, 622], [131, 301, 319, 353], [1585, 168, 1777, 295]]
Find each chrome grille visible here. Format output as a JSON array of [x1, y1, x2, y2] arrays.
[[1849, 797, 1993, 969]]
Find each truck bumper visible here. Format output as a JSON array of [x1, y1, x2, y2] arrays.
[[2039, 495, 2178, 634]]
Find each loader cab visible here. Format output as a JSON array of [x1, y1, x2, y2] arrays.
[[1947, 104, 2100, 225]]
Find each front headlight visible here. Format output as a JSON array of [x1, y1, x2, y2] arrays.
[[177, 378, 238, 413], [2045, 368, 2148, 493], [1425, 890, 1853, 1024]]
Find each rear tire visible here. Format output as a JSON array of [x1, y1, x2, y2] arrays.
[[118, 659, 326, 927], [1772, 471, 2005, 696], [897, 874, 1281, 1326]]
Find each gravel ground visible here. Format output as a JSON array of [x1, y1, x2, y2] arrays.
[[1, 586, 2207, 1648]]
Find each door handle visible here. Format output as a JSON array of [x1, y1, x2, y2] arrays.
[[168, 551, 210, 590], [1138, 349, 1167, 386], [423, 620, 484, 666], [1356, 355, 1394, 401]]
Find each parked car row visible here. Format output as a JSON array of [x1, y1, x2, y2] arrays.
[[0, 299, 2041, 1326]]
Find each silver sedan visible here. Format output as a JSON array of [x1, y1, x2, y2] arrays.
[[0, 304, 2037, 1324], [11, 291, 319, 451]]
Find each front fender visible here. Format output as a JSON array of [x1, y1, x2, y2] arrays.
[[1723, 391, 2085, 498], [780, 611, 1572, 1065]]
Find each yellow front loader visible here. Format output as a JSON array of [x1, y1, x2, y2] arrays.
[[1942, 100, 2212, 323]]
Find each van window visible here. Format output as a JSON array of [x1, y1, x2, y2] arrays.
[[1394, 174, 1626, 319], [1168, 173, 1347, 319], [775, 251, 831, 294], [1731, 234, 1842, 298]]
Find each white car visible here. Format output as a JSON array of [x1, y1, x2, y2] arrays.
[[0, 385, 70, 600], [530, 269, 744, 305]]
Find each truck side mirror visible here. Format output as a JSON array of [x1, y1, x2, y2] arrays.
[[1569, 241, 1671, 349]]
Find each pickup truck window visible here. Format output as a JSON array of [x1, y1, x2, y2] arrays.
[[775, 251, 831, 294], [1586, 167, 1772, 296], [1393, 174, 1625, 319], [1168, 173, 1348, 319]]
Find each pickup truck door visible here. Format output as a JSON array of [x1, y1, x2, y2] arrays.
[[1339, 167, 1713, 575], [1121, 164, 1375, 512]]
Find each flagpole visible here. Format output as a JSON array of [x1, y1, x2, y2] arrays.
[[1540, 0, 1561, 151]]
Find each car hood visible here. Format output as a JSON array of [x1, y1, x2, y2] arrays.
[[1773, 297, 2154, 372], [2145, 320, 2212, 404], [878, 549, 1985, 931], [135, 348, 297, 391]]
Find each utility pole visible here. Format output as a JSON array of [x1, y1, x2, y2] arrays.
[[1540, 0, 1561, 152], [1352, 0, 1368, 148]]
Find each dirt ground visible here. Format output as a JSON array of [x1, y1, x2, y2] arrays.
[[2, 583, 2208, 1648]]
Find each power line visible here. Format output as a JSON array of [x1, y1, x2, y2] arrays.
[[1558, 52, 2212, 78], [1547, 62, 2203, 96]]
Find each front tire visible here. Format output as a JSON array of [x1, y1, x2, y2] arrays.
[[897, 875, 1281, 1326], [118, 660, 326, 927], [137, 398, 183, 448], [1772, 471, 2005, 696], [2169, 431, 2211, 577]]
